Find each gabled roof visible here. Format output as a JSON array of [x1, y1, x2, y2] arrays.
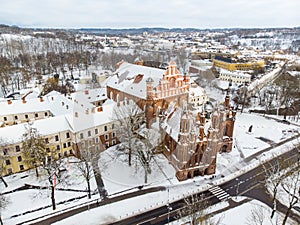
[[107, 62, 165, 99]]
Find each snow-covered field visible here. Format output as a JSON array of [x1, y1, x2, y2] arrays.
[[0, 113, 299, 225]]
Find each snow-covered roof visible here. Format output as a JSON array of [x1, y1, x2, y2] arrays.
[[0, 98, 50, 116], [65, 99, 118, 133], [0, 89, 102, 117], [0, 115, 71, 144], [70, 87, 107, 106], [0, 99, 139, 144], [189, 83, 206, 97], [219, 69, 251, 78], [107, 62, 165, 99]]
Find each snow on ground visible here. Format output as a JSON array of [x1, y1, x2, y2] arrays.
[[99, 145, 177, 195], [1, 113, 299, 225], [0, 158, 98, 225], [212, 199, 275, 225], [233, 112, 299, 158]]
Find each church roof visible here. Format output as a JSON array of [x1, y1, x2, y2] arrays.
[[107, 62, 165, 99]]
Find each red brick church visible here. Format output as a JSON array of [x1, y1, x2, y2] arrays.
[[107, 60, 236, 181]]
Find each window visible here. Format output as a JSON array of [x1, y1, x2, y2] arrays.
[[105, 142, 109, 148], [67, 142, 71, 147], [105, 134, 109, 140], [46, 148, 50, 153], [95, 137, 99, 143], [17, 156, 22, 162], [45, 112, 48, 116], [112, 132, 116, 138], [104, 125, 107, 132], [45, 138, 49, 144], [88, 130, 91, 137], [7, 168, 12, 174], [15, 145, 20, 152], [5, 159, 11, 165], [19, 165, 24, 171], [112, 140, 116, 145], [69, 150, 73, 155], [56, 145, 60, 150], [58, 153, 62, 158], [55, 135, 59, 141], [3, 117, 7, 121], [95, 128, 98, 135], [80, 133, 84, 139], [3, 149, 8, 155], [66, 132, 70, 138], [14, 115, 18, 120], [64, 151, 68, 156], [63, 143, 67, 148], [25, 114, 29, 119], [35, 113, 38, 118]]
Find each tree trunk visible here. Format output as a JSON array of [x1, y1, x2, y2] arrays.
[[51, 185, 56, 210], [0, 177, 8, 188], [144, 169, 147, 184], [35, 167, 39, 177], [128, 148, 132, 166], [0, 214, 3, 225], [93, 164, 107, 200], [282, 206, 292, 225], [87, 179, 91, 199]]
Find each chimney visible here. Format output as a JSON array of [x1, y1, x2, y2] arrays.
[[40, 97, 44, 102], [91, 108, 96, 113], [75, 112, 78, 118], [97, 106, 103, 112], [22, 98, 26, 104], [85, 90, 89, 95], [85, 109, 89, 114], [7, 99, 12, 105]]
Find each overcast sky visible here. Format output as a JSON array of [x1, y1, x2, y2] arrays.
[[0, 0, 299, 29]]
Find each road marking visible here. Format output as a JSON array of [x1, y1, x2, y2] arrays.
[[209, 186, 230, 201]]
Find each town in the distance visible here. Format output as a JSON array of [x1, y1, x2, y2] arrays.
[[0, 25, 299, 225]]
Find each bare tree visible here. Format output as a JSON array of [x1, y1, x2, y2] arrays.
[[22, 124, 65, 210], [41, 149, 65, 210], [22, 123, 47, 177], [246, 205, 273, 225], [233, 84, 250, 113], [112, 100, 144, 167], [262, 156, 300, 225], [178, 193, 221, 225], [274, 73, 300, 119], [280, 164, 299, 225], [0, 56, 14, 96], [75, 138, 105, 199]]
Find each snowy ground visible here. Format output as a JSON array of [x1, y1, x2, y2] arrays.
[[233, 112, 299, 158], [211, 198, 287, 225], [1, 113, 299, 225]]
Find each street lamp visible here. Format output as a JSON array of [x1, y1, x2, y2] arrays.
[[166, 187, 172, 224]]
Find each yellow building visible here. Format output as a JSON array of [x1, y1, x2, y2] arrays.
[[0, 94, 122, 176], [213, 59, 265, 72]]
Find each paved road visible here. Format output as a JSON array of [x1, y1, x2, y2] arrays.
[[20, 186, 165, 225]]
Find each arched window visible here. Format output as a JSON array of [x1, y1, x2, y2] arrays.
[[170, 78, 176, 88]]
